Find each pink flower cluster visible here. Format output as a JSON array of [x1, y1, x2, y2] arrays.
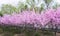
[[0, 8, 60, 27]]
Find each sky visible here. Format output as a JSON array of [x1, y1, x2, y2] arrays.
[[0, 0, 60, 7], [56, 0, 60, 3]]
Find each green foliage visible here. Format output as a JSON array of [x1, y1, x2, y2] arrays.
[[0, 28, 3, 34], [34, 32, 40, 36], [25, 29, 35, 36], [2, 27, 22, 34], [0, 11, 3, 16], [18, 2, 28, 12], [42, 30, 54, 36], [0, 0, 46, 14], [0, 0, 59, 15], [2, 32, 14, 36], [26, 0, 35, 6], [44, 0, 53, 9], [1, 4, 17, 14], [0, 26, 55, 36], [39, 4, 45, 12], [53, 3, 60, 9], [44, 0, 52, 4]]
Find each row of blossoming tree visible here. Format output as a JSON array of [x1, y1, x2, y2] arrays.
[[0, 8, 60, 29], [0, 7, 60, 36]]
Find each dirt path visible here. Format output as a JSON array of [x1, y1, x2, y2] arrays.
[[56, 33, 60, 36]]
